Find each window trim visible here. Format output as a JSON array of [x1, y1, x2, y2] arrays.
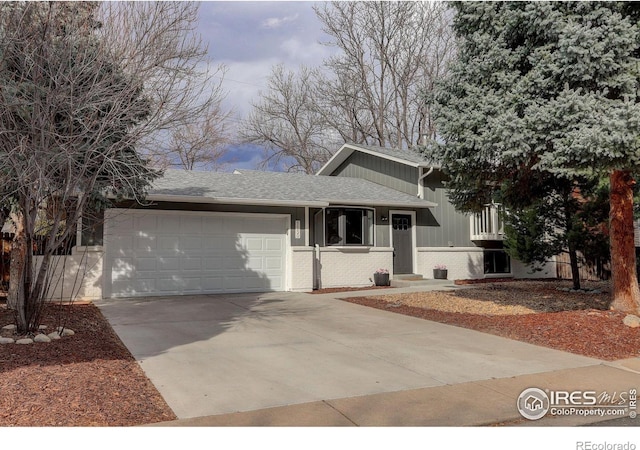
[[322, 206, 375, 247]]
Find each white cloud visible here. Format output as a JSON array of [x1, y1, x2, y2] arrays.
[[261, 14, 299, 29]]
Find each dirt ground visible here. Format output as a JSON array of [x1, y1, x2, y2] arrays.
[[1, 279, 639, 426]]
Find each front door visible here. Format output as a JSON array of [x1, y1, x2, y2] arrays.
[[392, 214, 413, 274]]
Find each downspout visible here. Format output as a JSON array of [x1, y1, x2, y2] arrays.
[[418, 166, 434, 199]]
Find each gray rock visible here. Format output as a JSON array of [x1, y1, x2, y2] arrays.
[[56, 327, 76, 336], [0, 337, 14, 344], [2, 324, 16, 331], [623, 314, 640, 328], [16, 338, 33, 345], [38, 325, 47, 330], [34, 334, 51, 343], [47, 331, 61, 340]]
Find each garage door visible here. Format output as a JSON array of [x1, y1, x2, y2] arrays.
[[103, 209, 287, 298]]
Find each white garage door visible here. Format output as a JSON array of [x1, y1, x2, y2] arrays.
[[103, 209, 288, 298]]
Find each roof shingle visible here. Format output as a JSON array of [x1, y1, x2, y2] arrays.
[[147, 169, 436, 208]]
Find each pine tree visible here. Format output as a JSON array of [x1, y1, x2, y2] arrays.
[[434, 2, 640, 313]]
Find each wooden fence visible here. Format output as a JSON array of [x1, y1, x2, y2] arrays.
[[555, 251, 611, 281]]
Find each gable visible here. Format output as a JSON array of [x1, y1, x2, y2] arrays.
[[332, 151, 419, 196], [317, 143, 437, 176]]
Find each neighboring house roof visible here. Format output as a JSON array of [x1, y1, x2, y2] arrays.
[[146, 169, 436, 209], [316, 143, 440, 176]]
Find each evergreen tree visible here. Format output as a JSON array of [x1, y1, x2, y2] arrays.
[[434, 2, 640, 313]]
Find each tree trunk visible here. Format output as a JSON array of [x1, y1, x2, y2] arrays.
[[609, 170, 640, 313], [563, 195, 581, 290], [8, 212, 27, 331], [568, 247, 581, 290]]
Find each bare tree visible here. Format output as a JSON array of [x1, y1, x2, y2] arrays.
[[243, 1, 455, 172], [156, 69, 232, 171], [315, 1, 455, 148], [0, 2, 216, 333], [242, 65, 339, 174]]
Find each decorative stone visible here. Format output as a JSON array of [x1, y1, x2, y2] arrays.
[[34, 334, 51, 343], [2, 324, 16, 331], [16, 338, 33, 345], [0, 337, 14, 344], [56, 327, 75, 336], [623, 314, 640, 328], [47, 331, 61, 340], [38, 325, 47, 330]]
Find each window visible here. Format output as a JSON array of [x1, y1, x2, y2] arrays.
[[324, 208, 374, 246], [484, 250, 511, 274], [80, 207, 104, 246]]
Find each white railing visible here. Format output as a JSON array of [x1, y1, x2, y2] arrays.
[[470, 204, 504, 241]]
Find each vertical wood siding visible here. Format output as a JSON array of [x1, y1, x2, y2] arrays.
[[333, 152, 419, 196]]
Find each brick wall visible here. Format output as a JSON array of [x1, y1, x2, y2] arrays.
[[35, 247, 104, 301], [317, 247, 394, 288], [416, 247, 556, 281], [290, 246, 314, 291]]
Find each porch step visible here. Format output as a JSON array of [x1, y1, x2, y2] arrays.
[[390, 274, 451, 288], [393, 274, 425, 281]]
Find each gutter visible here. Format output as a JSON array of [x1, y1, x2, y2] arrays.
[[145, 194, 328, 208]]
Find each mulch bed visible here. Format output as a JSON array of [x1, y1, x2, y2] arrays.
[[342, 296, 640, 361], [0, 303, 176, 427]]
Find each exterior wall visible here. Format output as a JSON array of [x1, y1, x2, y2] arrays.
[[290, 246, 314, 291], [419, 171, 476, 248], [316, 247, 394, 288], [332, 152, 419, 196], [416, 247, 557, 281], [37, 247, 104, 301], [417, 247, 484, 281]]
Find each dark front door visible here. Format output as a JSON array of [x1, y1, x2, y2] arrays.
[[392, 214, 413, 274]]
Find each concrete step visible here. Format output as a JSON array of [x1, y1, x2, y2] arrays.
[[392, 274, 425, 281]]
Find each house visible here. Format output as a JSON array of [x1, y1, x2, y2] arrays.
[[317, 143, 556, 281], [45, 143, 555, 300]]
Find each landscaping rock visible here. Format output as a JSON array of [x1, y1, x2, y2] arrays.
[[34, 334, 51, 343], [2, 324, 16, 331], [16, 338, 33, 345], [39, 325, 48, 330], [623, 314, 640, 328], [0, 337, 14, 344], [47, 331, 61, 340], [57, 327, 75, 336]]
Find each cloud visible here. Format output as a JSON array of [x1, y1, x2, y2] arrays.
[[261, 14, 299, 29], [280, 37, 333, 64]]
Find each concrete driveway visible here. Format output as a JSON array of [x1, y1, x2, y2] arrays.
[[96, 291, 599, 419]]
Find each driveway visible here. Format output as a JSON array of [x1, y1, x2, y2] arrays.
[[96, 291, 599, 419]]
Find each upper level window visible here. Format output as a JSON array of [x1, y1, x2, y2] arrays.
[[325, 208, 374, 246]]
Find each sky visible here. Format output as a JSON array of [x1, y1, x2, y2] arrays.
[[196, 1, 334, 171]]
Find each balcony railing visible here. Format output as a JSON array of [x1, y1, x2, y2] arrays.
[[470, 204, 504, 241]]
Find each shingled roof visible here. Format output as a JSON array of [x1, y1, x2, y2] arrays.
[[146, 169, 436, 209]]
